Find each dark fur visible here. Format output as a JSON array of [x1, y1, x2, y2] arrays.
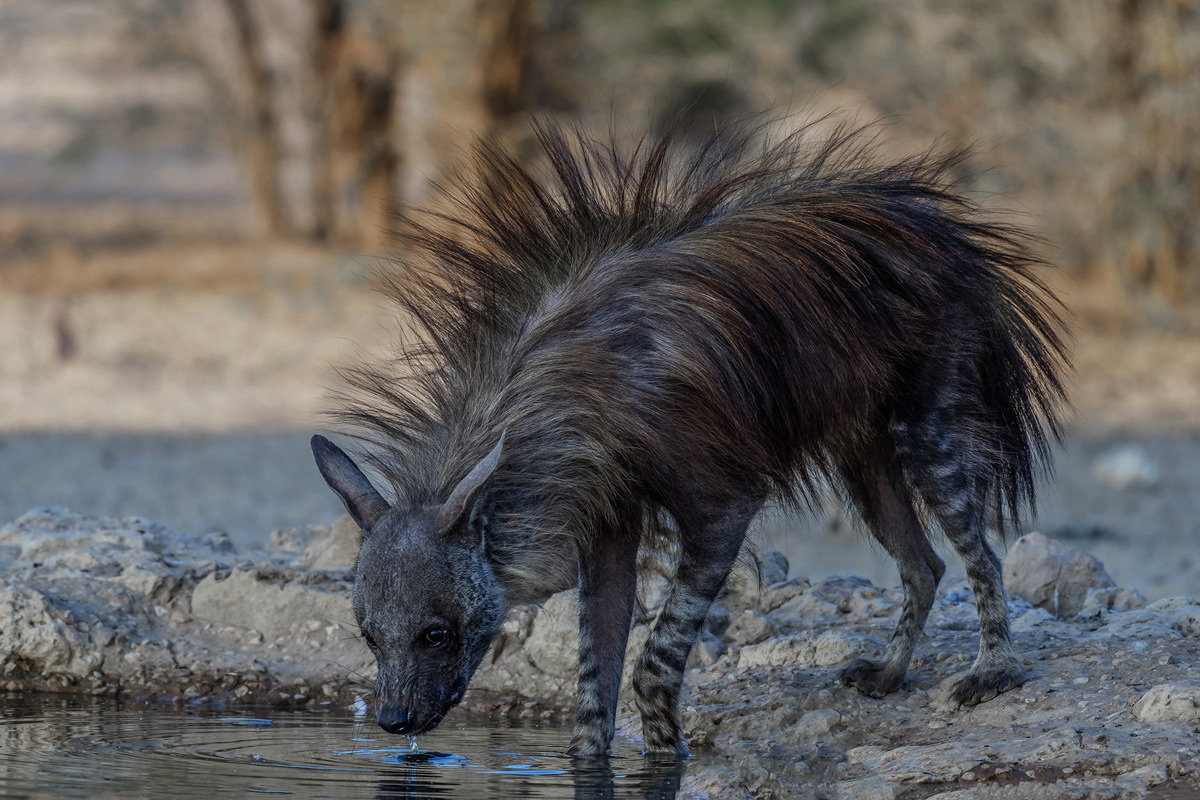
[[313, 119, 1070, 756]]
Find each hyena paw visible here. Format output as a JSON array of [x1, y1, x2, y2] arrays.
[[642, 731, 687, 757], [640, 719, 686, 756], [566, 732, 611, 758], [838, 657, 904, 698], [949, 666, 1025, 707]]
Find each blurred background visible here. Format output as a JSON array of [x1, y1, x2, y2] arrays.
[[0, 0, 1197, 596]]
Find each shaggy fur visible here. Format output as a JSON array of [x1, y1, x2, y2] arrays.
[[317, 119, 1070, 756]]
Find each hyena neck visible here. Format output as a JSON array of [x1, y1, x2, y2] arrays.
[[486, 509, 583, 608]]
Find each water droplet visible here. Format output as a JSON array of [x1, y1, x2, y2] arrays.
[[408, 735, 418, 752]]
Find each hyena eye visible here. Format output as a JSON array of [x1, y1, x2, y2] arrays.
[[361, 630, 378, 650], [423, 627, 448, 647]]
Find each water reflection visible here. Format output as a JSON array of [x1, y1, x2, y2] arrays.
[[568, 754, 683, 800], [368, 750, 683, 800], [0, 696, 688, 799]]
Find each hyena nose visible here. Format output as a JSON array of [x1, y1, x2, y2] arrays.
[[376, 704, 413, 735]]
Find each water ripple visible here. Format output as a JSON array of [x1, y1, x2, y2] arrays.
[[0, 696, 686, 799]]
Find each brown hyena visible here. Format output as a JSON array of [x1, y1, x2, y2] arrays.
[[311, 120, 1069, 757]]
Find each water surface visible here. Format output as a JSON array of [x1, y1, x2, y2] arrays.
[[0, 696, 685, 799]]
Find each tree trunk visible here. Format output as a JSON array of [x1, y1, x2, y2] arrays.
[[484, 0, 532, 118], [350, 51, 400, 249], [309, 0, 343, 242], [223, 0, 291, 236]]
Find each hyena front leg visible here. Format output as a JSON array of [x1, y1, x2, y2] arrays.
[[899, 411, 1024, 705], [634, 500, 760, 755], [566, 530, 638, 757]]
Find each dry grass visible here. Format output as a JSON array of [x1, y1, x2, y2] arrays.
[[0, 241, 388, 432], [580, 0, 1200, 304], [0, 240, 1195, 434]]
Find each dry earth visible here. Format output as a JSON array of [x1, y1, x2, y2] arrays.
[[4, 507, 1200, 799]]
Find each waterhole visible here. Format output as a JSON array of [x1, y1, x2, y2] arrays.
[[0, 696, 686, 799]]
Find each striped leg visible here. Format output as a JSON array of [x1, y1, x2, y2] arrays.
[[897, 408, 1024, 705], [633, 500, 759, 755], [838, 449, 945, 697], [937, 485, 1023, 705], [567, 531, 638, 757]]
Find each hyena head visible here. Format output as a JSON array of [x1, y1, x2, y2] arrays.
[[310, 434, 507, 736]]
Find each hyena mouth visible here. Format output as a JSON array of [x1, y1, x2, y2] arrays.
[[414, 718, 442, 735], [445, 681, 468, 711], [414, 683, 469, 735]]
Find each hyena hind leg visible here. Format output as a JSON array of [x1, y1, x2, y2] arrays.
[[838, 456, 945, 698], [633, 499, 760, 755], [897, 416, 1025, 706]]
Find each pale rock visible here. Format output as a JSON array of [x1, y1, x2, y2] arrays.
[[523, 590, 580, 677], [925, 783, 1113, 799], [0, 583, 100, 676], [1002, 532, 1115, 618], [771, 575, 899, 629], [721, 550, 789, 607], [267, 524, 326, 554], [1134, 683, 1200, 722], [1144, 596, 1200, 636], [795, 708, 840, 738], [737, 630, 879, 669], [1127, 763, 1169, 787], [679, 765, 747, 800], [1092, 445, 1160, 490], [843, 728, 1082, 789], [1092, 608, 1182, 640], [1078, 585, 1147, 617], [1010, 606, 1057, 634], [300, 514, 361, 570], [756, 578, 807, 613], [724, 609, 780, 646], [190, 568, 350, 641], [833, 775, 902, 800], [0, 508, 171, 570], [112, 565, 178, 601]]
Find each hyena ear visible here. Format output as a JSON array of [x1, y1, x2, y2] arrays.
[[310, 435, 391, 536], [436, 431, 505, 545]]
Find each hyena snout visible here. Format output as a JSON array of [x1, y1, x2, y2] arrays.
[[374, 674, 467, 736], [376, 704, 413, 735]]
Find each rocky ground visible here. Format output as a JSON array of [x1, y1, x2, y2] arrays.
[[4, 507, 1200, 799]]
